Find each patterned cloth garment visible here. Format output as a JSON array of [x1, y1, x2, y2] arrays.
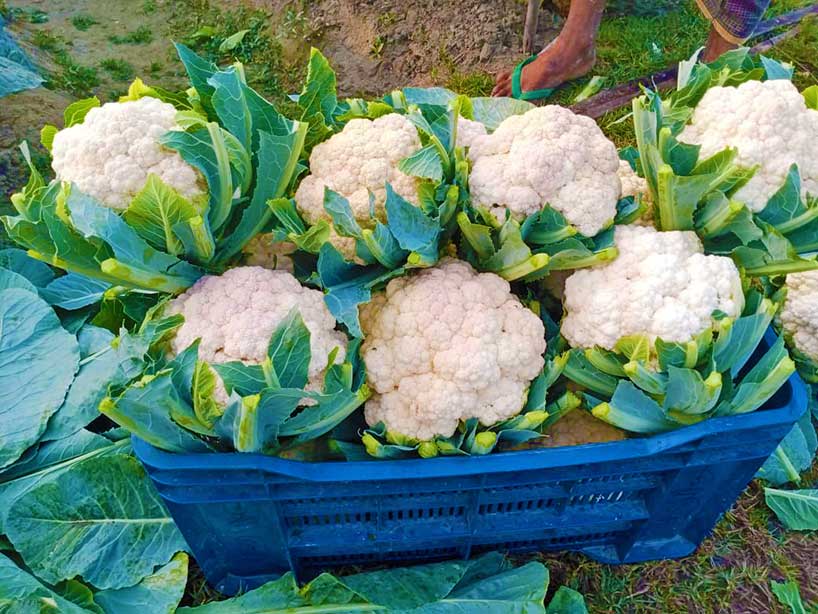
[[696, 0, 772, 43]]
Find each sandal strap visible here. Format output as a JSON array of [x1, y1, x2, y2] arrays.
[[511, 54, 556, 101]]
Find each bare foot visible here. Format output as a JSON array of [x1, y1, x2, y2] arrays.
[[492, 37, 596, 98]]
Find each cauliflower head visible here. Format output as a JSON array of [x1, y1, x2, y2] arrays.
[[779, 270, 818, 361], [467, 105, 621, 236], [166, 266, 347, 397], [294, 113, 421, 259], [51, 96, 204, 209], [618, 160, 649, 201], [678, 79, 818, 212], [562, 225, 744, 350], [242, 233, 296, 273], [456, 116, 488, 149], [617, 160, 653, 225], [360, 258, 546, 440]]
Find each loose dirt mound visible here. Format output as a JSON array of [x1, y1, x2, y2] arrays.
[[275, 0, 560, 96]]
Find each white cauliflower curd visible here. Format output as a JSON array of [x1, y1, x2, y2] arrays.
[[166, 266, 347, 399], [562, 225, 744, 350], [359, 259, 546, 440], [294, 113, 421, 259], [51, 96, 204, 209], [617, 160, 649, 201], [456, 116, 488, 149], [779, 270, 818, 361], [467, 105, 621, 236], [678, 79, 818, 212]]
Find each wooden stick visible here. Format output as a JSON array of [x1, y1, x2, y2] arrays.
[[523, 0, 540, 54]]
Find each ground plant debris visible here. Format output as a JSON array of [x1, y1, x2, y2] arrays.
[[0, 0, 817, 612]]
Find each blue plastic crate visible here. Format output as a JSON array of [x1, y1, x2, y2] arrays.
[[133, 334, 807, 596]]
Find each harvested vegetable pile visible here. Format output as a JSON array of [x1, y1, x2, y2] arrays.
[[2, 43, 818, 611]]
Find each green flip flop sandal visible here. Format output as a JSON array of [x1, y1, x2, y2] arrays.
[[511, 54, 556, 102]]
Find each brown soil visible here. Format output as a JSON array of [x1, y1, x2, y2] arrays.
[[267, 0, 562, 96]]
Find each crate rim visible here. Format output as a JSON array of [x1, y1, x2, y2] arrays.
[[132, 369, 807, 483]]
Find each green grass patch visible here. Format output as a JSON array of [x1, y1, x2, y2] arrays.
[[142, 0, 157, 15], [6, 7, 49, 23], [100, 58, 136, 81], [71, 14, 98, 31], [32, 29, 100, 96], [109, 25, 154, 45], [50, 55, 100, 97], [170, 0, 301, 106], [31, 29, 62, 53], [445, 71, 494, 97]]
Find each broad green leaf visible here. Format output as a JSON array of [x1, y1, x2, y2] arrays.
[[94, 552, 188, 614], [218, 390, 301, 452], [664, 366, 721, 415], [756, 165, 817, 237], [803, 85, 818, 110], [218, 29, 248, 53], [53, 578, 101, 613], [757, 412, 817, 485], [0, 248, 55, 287], [279, 386, 370, 444], [173, 215, 216, 263], [562, 351, 618, 398], [760, 56, 794, 81], [317, 243, 385, 337], [63, 96, 100, 127], [0, 288, 80, 469], [208, 68, 253, 151], [174, 43, 217, 115], [594, 382, 679, 433], [0, 267, 36, 293], [765, 488, 818, 530], [770, 580, 808, 614], [192, 360, 223, 428], [712, 308, 774, 376], [213, 125, 308, 264], [731, 223, 818, 277], [716, 336, 795, 415], [100, 372, 212, 453], [361, 222, 408, 269], [9, 141, 45, 218], [470, 97, 534, 131], [6, 454, 188, 589], [384, 185, 439, 264], [0, 431, 124, 533], [0, 553, 91, 614], [123, 175, 201, 255], [43, 329, 150, 441], [180, 553, 547, 613], [546, 586, 588, 614], [398, 144, 444, 182], [267, 309, 312, 389], [41, 273, 111, 310], [178, 573, 306, 612], [118, 77, 192, 109], [160, 125, 234, 233], [298, 48, 338, 132], [41, 123, 58, 151], [323, 188, 363, 238], [457, 212, 496, 261], [212, 361, 266, 397], [623, 360, 668, 396], [65, 188, 201, 284]]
